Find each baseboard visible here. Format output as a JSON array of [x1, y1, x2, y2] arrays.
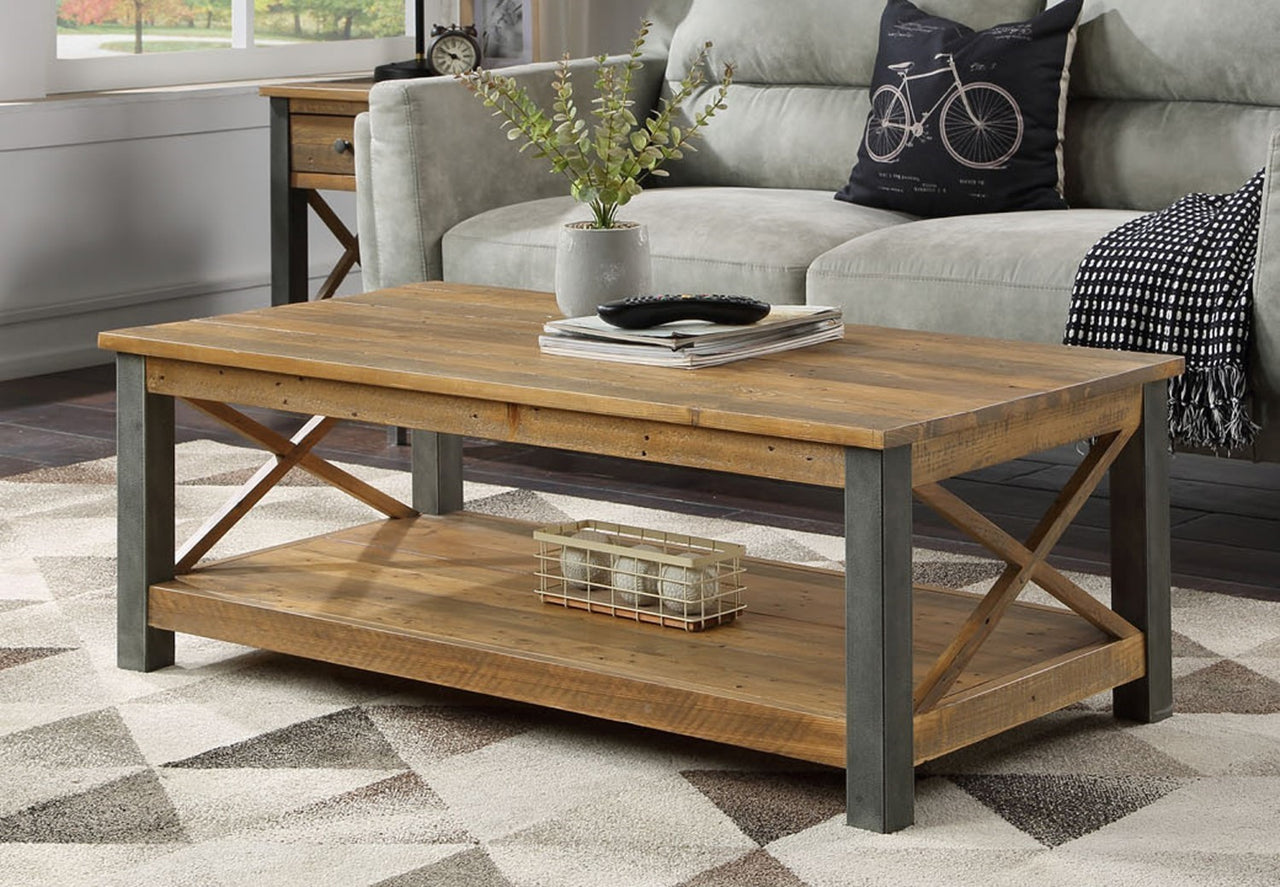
[[0, 273, 271, 329]]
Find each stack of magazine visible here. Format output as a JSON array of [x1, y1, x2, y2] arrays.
[[538, 305, 844, 368]]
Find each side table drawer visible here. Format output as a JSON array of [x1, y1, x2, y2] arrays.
[[290, 114, 357, 176]]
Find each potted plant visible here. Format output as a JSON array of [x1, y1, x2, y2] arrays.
[[458, 19, 733, 316]]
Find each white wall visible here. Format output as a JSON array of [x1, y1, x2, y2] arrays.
[[0, 0, 638, 382], [0, 86, 361, 381], [0, 2, 52, 102], [540, 0, 651, 58]]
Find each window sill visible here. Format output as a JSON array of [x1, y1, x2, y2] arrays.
[[1, 70, 372, 108], [0, 74, 371, 151]]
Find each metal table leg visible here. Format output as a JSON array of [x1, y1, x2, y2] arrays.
[[116, 354, 176, 671], [1111, 380, 1174, 722], [844, 445, 915, 832], [412, 430, 464, 515], [269, 96, 309, 306]]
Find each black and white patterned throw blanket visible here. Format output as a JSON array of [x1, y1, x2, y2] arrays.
[[1064, 168, 1266, 452]]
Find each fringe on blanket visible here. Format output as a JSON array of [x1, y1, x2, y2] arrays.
[[1168, 364, 1260, 453], [1065, 167, 1265, 453]]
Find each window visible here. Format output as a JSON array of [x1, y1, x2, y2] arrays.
[[46, 0, 457, 93]]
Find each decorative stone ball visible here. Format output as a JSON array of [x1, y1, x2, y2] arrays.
[[611, 544, 661, 607], [658, 563, 720, 618], [560, 529, 611, 590]]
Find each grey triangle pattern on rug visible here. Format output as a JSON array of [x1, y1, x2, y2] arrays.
[[466, 488, 574, 525], [165, 707, 408, 770], [1171, 629, 1220, 658], [720, 532, 829, 568], [951, 773, 1190, 847], [1, 460, 115, 484], [0, 646, 76, 671], [680, 770, 846, 845], [182, 466, 331, 487], [1174, 659, 1280, 713], [3, 440, 1280, 886], [255, 771, 475, 845], [367, 704, 539, 762], [0, 770, 188, 844], [33, 555, 116, 597], [372, 847, 516, 887], [912, 558, 1006, 590], [1245, 634, 1280, 657], [0, 707, 147, 768], [676, 848, 810, 887]]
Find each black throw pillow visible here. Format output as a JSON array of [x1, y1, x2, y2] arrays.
[[836, 0, 1084, 217]]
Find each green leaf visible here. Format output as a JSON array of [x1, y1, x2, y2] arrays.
[[457, 16, 731, 210]]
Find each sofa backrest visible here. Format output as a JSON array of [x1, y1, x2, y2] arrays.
[[656, 0, 1044, 191], [1064, 0, 1280, 210], [655, 0, 1280, 211]]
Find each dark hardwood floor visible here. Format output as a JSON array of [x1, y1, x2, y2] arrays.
[[3, 363, 1277, 601]]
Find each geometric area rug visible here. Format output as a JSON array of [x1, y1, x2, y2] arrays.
[[1, 439, 1279, 886]]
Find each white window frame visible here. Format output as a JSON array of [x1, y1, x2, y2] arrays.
[[35, 0, 460, 96]]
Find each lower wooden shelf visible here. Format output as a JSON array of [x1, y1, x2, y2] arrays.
[[149, 511, 1146, 767]]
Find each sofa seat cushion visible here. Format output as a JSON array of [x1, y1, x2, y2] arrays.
[[806, 208, 1142, 343], [443, 187, 914, 305]]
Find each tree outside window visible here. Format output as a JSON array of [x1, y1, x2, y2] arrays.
[[56, 0, 407, 58]]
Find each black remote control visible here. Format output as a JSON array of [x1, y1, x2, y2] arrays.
[[597, 293, 771, 329]]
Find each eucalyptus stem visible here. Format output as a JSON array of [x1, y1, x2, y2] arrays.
[[457, 18, 733, 229]]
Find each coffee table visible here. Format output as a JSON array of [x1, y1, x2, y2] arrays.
[[98, 282, 1184, 833]]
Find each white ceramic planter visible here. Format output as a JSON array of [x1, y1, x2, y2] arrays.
[[554, 221, 653, 317]]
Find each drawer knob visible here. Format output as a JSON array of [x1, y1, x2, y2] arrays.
[[333, 138, 353, 155]]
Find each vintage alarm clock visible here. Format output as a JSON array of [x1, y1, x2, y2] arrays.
[[427, 23, 482, 75]]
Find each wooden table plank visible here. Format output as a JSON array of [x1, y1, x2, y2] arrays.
[[152, 511, 1122, 766], [259, 79, 373, 103], [199, 299, 1139, 402], [98, 285, 1182, 453]]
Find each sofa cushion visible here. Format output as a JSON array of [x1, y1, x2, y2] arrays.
[[442, 187, 914, 304], [1059, 0, 1280, 213], [1070, 0, 1280, 106], [1064, 101, 1280, 212], [659, 0, 1044, 190], [806, 208, 1141, 343], [836, 0, 1084, 217]]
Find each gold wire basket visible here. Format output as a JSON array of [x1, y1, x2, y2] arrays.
[[533, 519, 746, 631]]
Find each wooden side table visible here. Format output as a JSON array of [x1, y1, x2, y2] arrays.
[[259, 79, 373, 305]]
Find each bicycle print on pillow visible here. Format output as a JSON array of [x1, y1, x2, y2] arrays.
[[864, 51, 1023, 170]]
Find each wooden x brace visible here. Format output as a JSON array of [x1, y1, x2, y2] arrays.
[[173, 400, 414, 573], [910, 429, 1139, 713], [308, 191, 360, 300]]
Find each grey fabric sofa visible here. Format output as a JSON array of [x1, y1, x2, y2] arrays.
[[355, 0, 1280, 460]]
